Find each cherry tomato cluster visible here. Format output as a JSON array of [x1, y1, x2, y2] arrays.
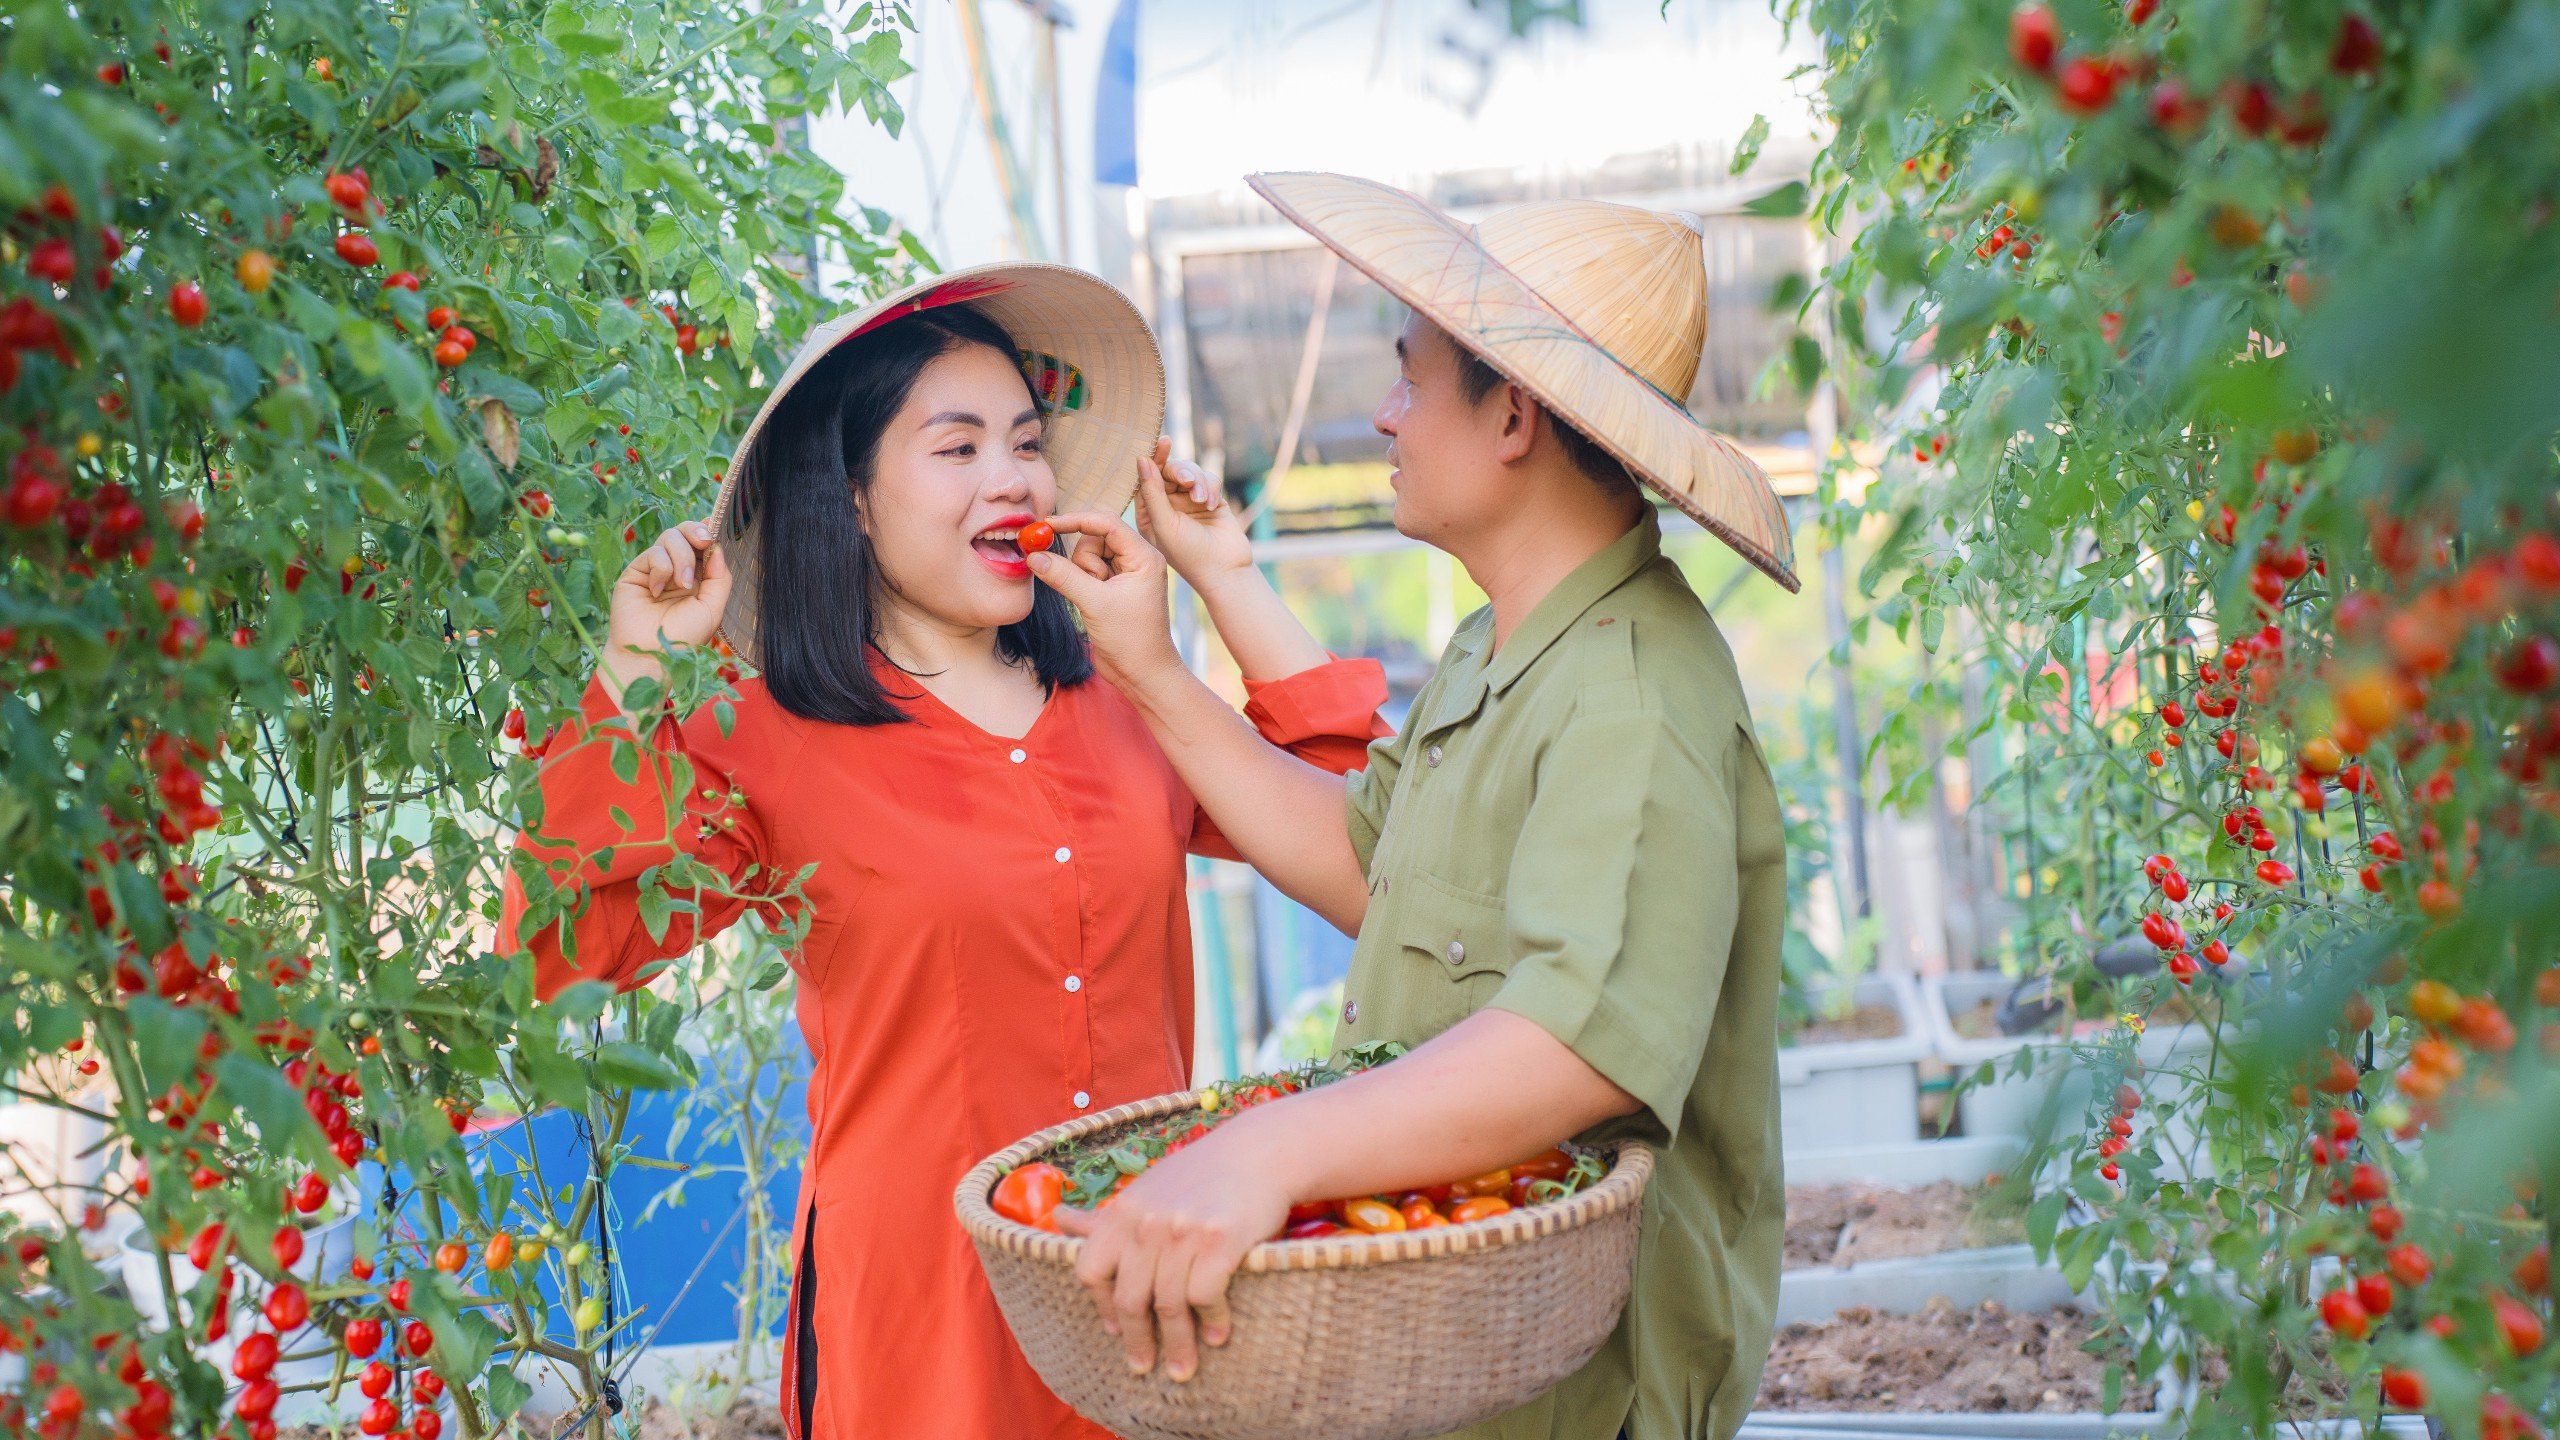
[[2006, 0, 2360, 139], [1272, 1145, 1591, 1239], [2301, 1091, 2549, 1433], [2090, 1081, 2140, 1182], [990, 1048, 1604, 1241]]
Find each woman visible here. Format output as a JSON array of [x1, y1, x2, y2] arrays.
[[496, 264, 1385, 1440]]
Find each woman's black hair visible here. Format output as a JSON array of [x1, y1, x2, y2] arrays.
[[730, 303, 1092, 726]]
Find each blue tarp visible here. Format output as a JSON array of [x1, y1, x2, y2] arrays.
[[1092, 0, 1141, 187], [361, 1027, 811, 1350]]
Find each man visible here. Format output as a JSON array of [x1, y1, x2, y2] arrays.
[[1028, 171, 1797, 1440]]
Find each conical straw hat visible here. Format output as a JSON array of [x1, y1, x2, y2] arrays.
[[1247, 172, 1799, 592], [707, 262, 1167, 663]]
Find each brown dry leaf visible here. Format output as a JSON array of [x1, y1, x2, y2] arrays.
[[476, 397, 520, 472], [534, 137, 560, 201]]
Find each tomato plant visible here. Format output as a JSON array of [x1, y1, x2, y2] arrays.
[[0, 2, 921, 1436], [1790, 0, 2559, 1428]]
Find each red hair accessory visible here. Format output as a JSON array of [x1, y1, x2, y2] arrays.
[[843, 276, 1017, 342]]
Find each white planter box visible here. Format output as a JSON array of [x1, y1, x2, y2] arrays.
[[118, 1184, 362, 1417], [1748, 1268, 2181, 1435], [0, 1094, 109, 1232], [1780, 973, 1931, 1152], [1784, 1135, 2025, 1188], [1919, 972, 2070, 1139], [1779, 1243, 2073, 1328]]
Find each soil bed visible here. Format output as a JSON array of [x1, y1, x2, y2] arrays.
[[1783, 1180, 2023, 1269], [1752, 1300, 2157, 1414], [1951, 996, 2004, 1040], [1788, 1002, 1906, 1046]]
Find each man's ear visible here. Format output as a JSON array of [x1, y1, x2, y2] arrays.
[[1491, 382, 1539, 466]]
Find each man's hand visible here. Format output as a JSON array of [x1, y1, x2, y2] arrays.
[[1051, 1126, 1291, 1383], [1132, 437, 1257, 592], [1027, 509, 1184, 689]]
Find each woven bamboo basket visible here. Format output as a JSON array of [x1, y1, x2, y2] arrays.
[[955, 1089, 1654, 1440]]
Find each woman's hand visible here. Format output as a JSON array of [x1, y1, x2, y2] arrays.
[[1025, 511, 1183, 690], [601, 519, 731, 701], [1132, 438, 1255, 595]]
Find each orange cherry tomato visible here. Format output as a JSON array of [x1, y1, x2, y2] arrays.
[[1450, 1196, 1514, 1224], [1343, 1198, 1406, 1234], [432, 1242, 467, 1274], [482, 1233, 516, 1272], [1399, 1198, 1439, 1229], [992, 1162, 1066, 1231], [1016, 519, 1056, 555], [1454, 1168, 1512, 1198], [1510, 1148, 1574, 1182]]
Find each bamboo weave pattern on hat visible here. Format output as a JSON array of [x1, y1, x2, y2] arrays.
[[704, 262, 1167, 663], [1247, 171, 1799, 592]]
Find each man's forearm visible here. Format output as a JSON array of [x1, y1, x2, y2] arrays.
[[1214, 1009, 1642, 1208], [1191, 569, 1332, 683], [1118, 658, 1371, 931]]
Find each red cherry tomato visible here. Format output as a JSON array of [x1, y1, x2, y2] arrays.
[[1016, 519, 1056, 555], [263, 1282, 309, 1331], [991, 1162, 1066, 1231]]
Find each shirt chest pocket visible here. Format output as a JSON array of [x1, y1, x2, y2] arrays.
[[1396, 869, 1515, 994]]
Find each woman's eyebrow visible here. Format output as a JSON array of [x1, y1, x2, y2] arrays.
[[922, 410, 985, 428]]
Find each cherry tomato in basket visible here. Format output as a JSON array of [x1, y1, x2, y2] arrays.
[[1342, 1198, 1406, 1234], [1399, 1198, 1440, 1230], [992, 1162, 1066, 1231], [1015, 519, 1056, 555], [1454, 1168, 1512, 1198], [1506, 1175, 1539, 1209], [1285, 1200, 1338, 1225], [1450, 1196, 1514, 1224], [1511, 1148, 1574, 1182], [1284, 1218, 1345, 1240]]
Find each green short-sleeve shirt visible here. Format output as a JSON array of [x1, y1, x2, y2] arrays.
[[1335, 515, 1787, 1440]]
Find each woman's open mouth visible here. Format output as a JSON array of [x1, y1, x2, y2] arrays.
[[971, 522, 1032, 579]]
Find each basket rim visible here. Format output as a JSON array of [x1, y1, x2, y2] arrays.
[[953, 1088, 1655, 1273]]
